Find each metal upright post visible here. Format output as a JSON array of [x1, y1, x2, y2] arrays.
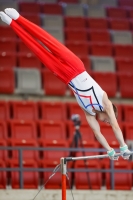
[[61, 158, 67, 200]]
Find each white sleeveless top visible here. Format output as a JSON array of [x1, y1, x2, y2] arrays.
[[68, 71, 105, 116]]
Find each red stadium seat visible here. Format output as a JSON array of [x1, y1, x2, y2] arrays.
[[89, 30, 111, 42], [118, 73, 133, 98], [113, 45, 133, 58], [38, 102, 67, 120], [10, 160, 39, 189], [74, 160, 102, 189], [119, 0, 133, 7], [41, 140, 69, 161], [10, 101, 38, 120], [0, 121, 8, 140], [10, 139, 39, 161], [65, 41, 89, 56], [92, 72, 117, 98], [105, 160, 132, 190], [79, 56, 91, 72], [0, 68, 15, 94], [42, 3, 62, 15], [65, 28, 88, 42], [124, 123, 133, 142], [9, 120, 37, 139], [0, 140, 8, 161], [19, 2, 41, 15], [90, 43, 113, 56], [0, 52, 17, 69], [67, 121, 95, 142], [18, 40, 33, 54], [106, 7, 127, 19], [108, 18, 130, 30], [0, 101, 10, 120], [64, 17, 86, 29], [0, 39, 17, 53], [115, 58, 133, 73], [123, 105, 133, 122], [21, 14, 41, 26], [0, 160, 6, 189], [38, 120, 67, 141], [67, 102, 87, 122], [17, 53, 42, 70], [42, 69, 66, 96], [0, 26, 17, 39], [87, 18, 108, 30], [99, 122, 123, 148], [42, 160, 71, 189]]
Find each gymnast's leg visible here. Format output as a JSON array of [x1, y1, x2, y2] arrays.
[[4, 8, 83, 68], [0, 11, 66, 74]]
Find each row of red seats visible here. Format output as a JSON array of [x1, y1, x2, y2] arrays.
[[0, 53, 133, 74], [0, 121, 133, 157], [0, 159, 133, 189], [0, 68, 133, 98], [14, 2, 133, 17], [0, 120, 133, 141], [1, 40, 133, 57], [1, 17, 133, 34], [0, 101, 133, 121], [65, 17, 133, 30]]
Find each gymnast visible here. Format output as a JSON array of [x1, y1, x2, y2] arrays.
[[0, 8, 131, 160]]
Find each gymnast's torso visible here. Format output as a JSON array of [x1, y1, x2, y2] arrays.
[[68, 71, 105, 116]]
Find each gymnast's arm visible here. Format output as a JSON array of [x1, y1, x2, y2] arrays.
[[102, 92, 125, 147], [83, 111, 111, 151]]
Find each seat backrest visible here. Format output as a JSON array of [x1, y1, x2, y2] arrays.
[[0, 121, 8, 139], [42, 14, 63, 28], [43, 27, 64, 43], [92, 72, 117, 97], [39, 120, 67, 140], [0, 101, 10, 120], [10, 160, 38, 189], [0, 52, 17, 69], [39, 102, 67, 120], [123, 105, 133, 122], [64, 4, 85, 16], [10, 139, 39, 161], [10, 101, 38, 120], [111, 31, 133, 44], [90, 56, 115, 72], [87, 6, 106, 18], [15, 68, 43, 95], [42, 69, 66, 96], [9, 120, 37, 139], [0, 68, 15, 94]]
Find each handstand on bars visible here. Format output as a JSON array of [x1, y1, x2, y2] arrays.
[[60, 151, 133, 200]]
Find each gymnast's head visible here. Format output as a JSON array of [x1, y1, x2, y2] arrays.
[[95, 103, 118, 125]]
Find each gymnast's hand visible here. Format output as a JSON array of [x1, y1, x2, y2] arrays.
[[120, 144, 131, 160], [107, 148, 119, 160]]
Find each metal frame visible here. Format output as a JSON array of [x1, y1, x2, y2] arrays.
[[0, 146, 133, 190], [60, 151, 133, 200]]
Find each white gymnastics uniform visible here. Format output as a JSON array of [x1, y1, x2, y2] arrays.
[[68, 71, 105, 116]]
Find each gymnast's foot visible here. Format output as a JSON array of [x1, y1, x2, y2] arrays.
[[0, 11, 12, 25], [5, 8, 19, 20]]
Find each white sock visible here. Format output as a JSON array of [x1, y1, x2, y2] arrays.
[[5, 8, 19, 20], [0, 11, 12, 25]]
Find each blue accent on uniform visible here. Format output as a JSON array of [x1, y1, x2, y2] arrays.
[[70, 81, 103, 110]]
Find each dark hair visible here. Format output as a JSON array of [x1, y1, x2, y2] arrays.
[[112, 103, 118, 119]]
